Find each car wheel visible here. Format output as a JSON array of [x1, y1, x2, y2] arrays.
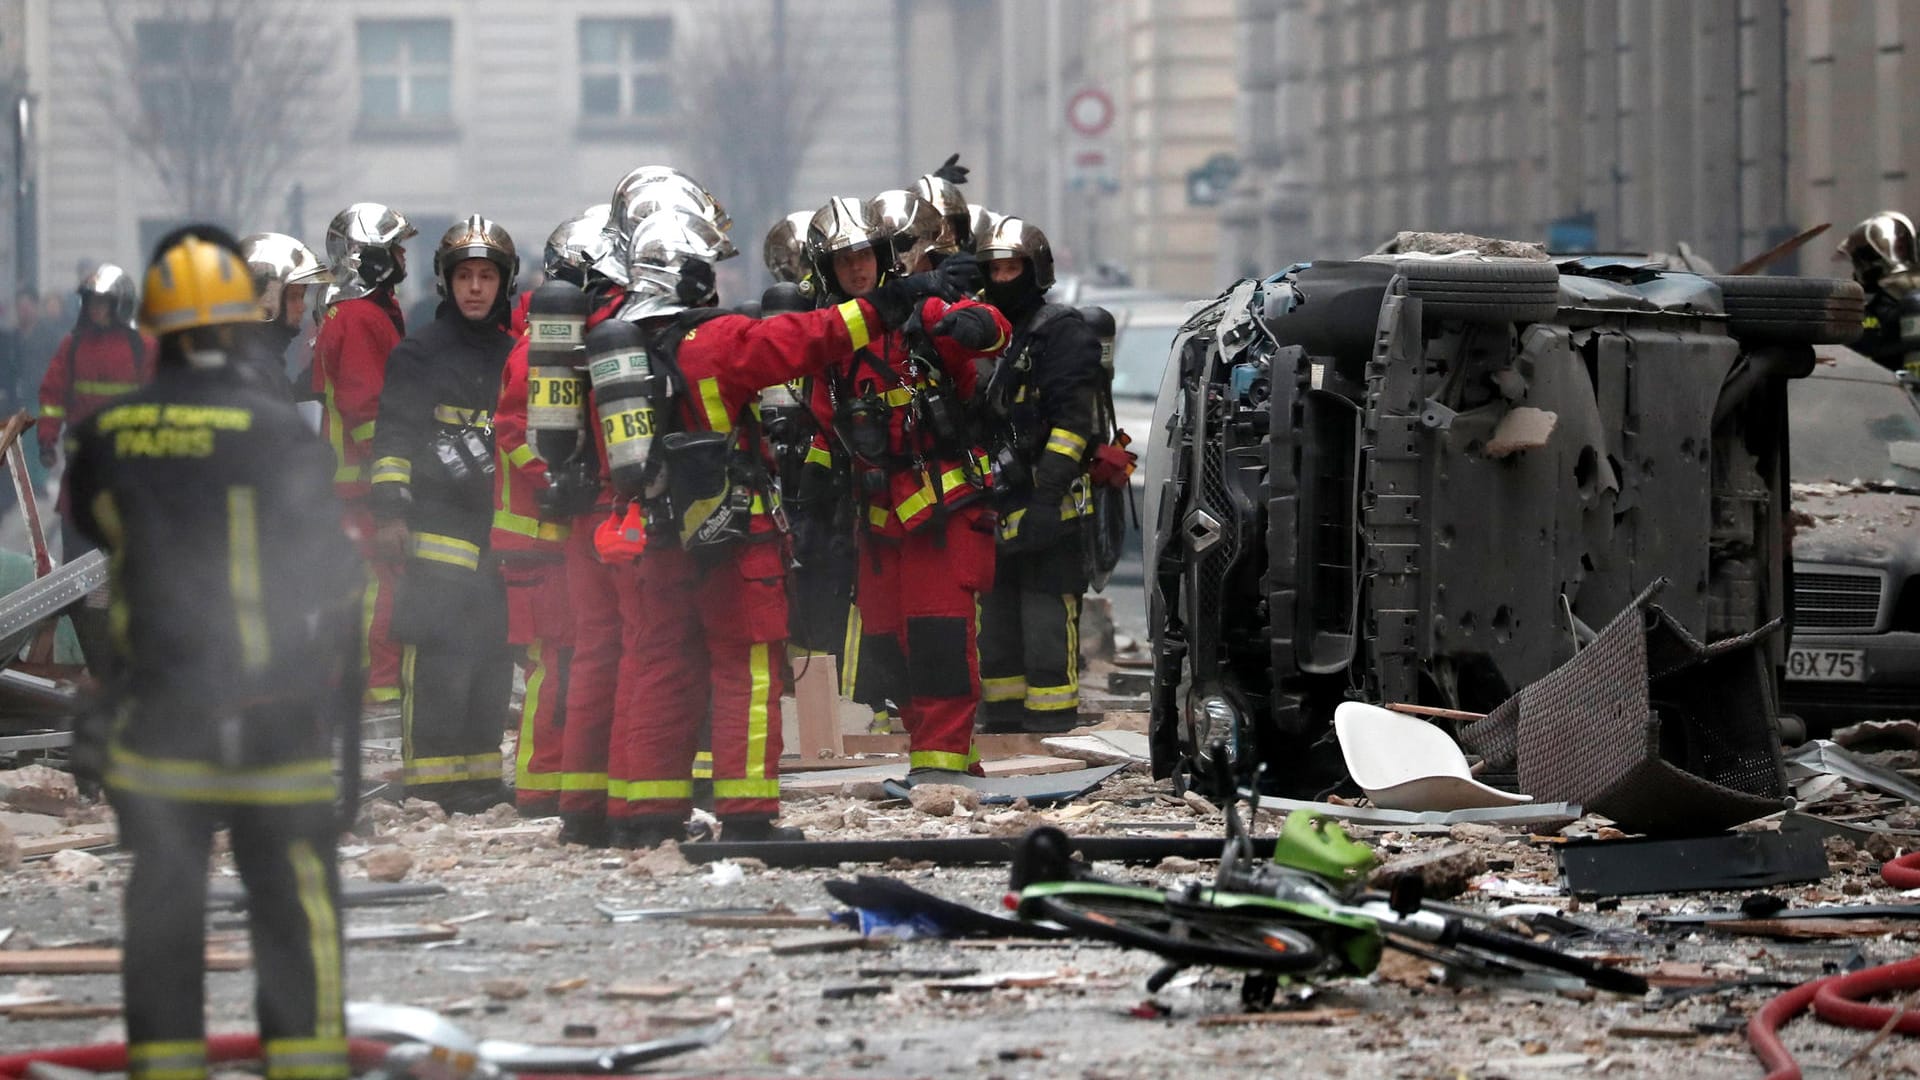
[[1705, 275, 1866, 346], [1394, 258, 1562, 325]]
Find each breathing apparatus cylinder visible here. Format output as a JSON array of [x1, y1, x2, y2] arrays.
[[583, 319, 664, 499], [525, 281, 592, 465], [1080, 305, 1117, 377]]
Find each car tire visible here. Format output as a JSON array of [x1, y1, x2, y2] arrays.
[[1705, 275, 1866, 345], [1394, 259, 1562, 325]]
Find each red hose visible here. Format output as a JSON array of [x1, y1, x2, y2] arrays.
[[1880, 851, 1920, 889], [1746, 975, 1833, 1080], [1813, 956, 1920, 1034]]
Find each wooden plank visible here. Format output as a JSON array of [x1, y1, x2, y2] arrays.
[[0, 948, 249, 975], [791, 654, 843, 759], [684, 914, 837, 930], [976, 755, 1090, 778], [602, 982, 691, 1002], [17, 831, 117, 859], [770, 932, 889, 956], [6, 1002, 121, 1020], [1196, 1008, 1364, 1027]]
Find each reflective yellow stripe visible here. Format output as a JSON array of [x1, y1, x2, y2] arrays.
[[433, 404, 490, 426], [403, 753, 500, 784], [1028, 595, 1080, 712], [879, 387, 914, 407], [840, 602, 862, 700], [910, 750, 971, 771], [515, 642, 562, 791], [492, 509, 569, 541], [506, 443, 537, 468], [349, 420, 376, 442], [369, 456, 411, 486], [228, 486, 270, 672], [804, 443, 834, 468], [867, 504, 891, 529], [411, 532, 480, 570], [838, 299, 870, 351], [130, 1039, 209, 1080], [981, 675, 1027, 703], [606, 778, 695, 801], [698, 376, 731, 433], [401, 645, 417, 764], [322, 383, 353, 482], [895, 466, 972, 524], [39, 404, 65, 418], [285, 845, 343, 1042], [713, 778, 781, 798], [1026, 685, 1079, 711], [106, 747, 334, 805], [560, 771, 608, 791], [366, 685, 401, 702], [692, 749, 713, 780], [1045, 427, 1088, 462], [74, 379, 141, 396], [747, 642, 771, 780]]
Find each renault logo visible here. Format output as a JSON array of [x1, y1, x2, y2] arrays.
[[1183, 508, 1222, 554]]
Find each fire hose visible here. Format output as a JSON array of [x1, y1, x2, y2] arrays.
[[0, 1037, 622, 1080], [1748, 898, 1920, 1079]]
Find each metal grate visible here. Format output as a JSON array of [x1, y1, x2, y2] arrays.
[[1794, 569, 1884, 633]]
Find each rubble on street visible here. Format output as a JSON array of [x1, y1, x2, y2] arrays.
[[6, 699, 1920, 1077]]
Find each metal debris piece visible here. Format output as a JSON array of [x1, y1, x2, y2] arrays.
[[1557, 825, 1829, 898], [1254, 796, 1582, 829], [1784, 740, 1920, 806]]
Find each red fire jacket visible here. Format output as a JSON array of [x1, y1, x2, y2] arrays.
[[311, 291, 405, 500], [37, 326, 157, 452]]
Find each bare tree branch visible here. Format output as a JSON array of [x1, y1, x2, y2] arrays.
[[672, 0, 856, 284], [87, 0, 338, 232]]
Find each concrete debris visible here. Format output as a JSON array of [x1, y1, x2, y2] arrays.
[[1484, 406, 1559, 459], [1377, 230, 1551, 260], [362, 846, 414, 883], [908, 784, 980, 818], [1366, 843, 1489, 900], [624, 840, 696, 878], [0, 817, 18, 872], [45, 848, 104, 879], [0, 765, 80, 817]]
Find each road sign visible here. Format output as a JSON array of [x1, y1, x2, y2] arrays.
[[1067, 88, 1113, 138]]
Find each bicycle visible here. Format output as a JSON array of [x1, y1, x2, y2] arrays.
[[1009, 749, 1648, 1007]]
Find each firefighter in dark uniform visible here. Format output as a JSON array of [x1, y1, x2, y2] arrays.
[[976, 217, 1103, 733], [1839, 211, 1920, 377], [368, 215, 519, 812], [64, 227, 362, 1080]]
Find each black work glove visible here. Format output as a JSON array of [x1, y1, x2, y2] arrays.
[[677, 258, 717, 308], [931, 153, 969, 186], [937, 251, 984, 296], [864, 272, 958, 332], [1016, 496, 1065, 547], [933, 306, 1003, 352]]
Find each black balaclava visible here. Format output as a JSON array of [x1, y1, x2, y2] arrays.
[[985, 259, 1042, 324]]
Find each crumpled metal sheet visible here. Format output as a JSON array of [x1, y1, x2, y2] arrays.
[[348, 1002, 730, 1074], [1785, 739, 1920, 806]]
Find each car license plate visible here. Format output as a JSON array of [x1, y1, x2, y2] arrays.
[[1785, 646, 1866, 682]]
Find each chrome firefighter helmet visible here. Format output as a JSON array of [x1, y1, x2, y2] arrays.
[[239, 232, 334, 323], [1839, 211, 1919, 289], [434, 213, 519, 300], [804, 196, 892, 300], [968, 204, 1003, 251], [598, 167, 736, 284], [544, 204, 615, 287], [615, 210, 727, 322], [324, 202, 415, 302], [977, 216, 1056, 291], [763, 211, 814, 285], [913, 174, 972, 252], [867, 189, 946, 274], [77, 263, 138, 326]]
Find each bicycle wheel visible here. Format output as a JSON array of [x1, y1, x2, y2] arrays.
[[1026, 891, 1327, 974], [1434, 924, 1648, 995]]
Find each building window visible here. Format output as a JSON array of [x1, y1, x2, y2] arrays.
[[137, 18, 233, 129], [358, 19, 452, 123], [579, 17, 674, 121]]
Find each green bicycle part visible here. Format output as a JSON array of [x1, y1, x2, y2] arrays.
[[1192, 888, 1385, 975], [1015, 879, 1167, 909], [1270, 809, 1377, 884]]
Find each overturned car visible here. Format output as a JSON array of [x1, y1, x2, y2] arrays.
[[1143, 253, 1864, 792]]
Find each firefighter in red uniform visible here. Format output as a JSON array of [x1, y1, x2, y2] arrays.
[[801, 195, 1010, 778], [37, 263, 157, 469], [313, 202, 416, 706], [489, 208, 613, 818], [549, 172, 733, 847], [595, 208, 964, 846]]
